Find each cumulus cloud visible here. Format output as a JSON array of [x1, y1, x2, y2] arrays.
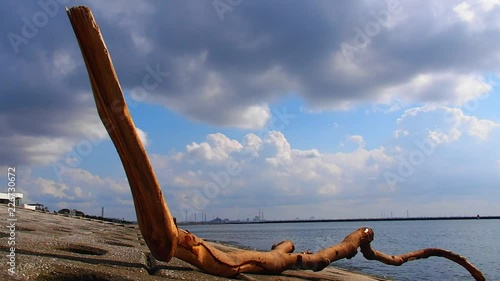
[[105, 109, 500, 220], [397, 106, 500, 145], [453, 0, 500, 28], [16, 166, 133, 217], [378, 73, 492, 107], [385, 106, 500, 202], [13, 117, 500, 220], [3, 1, 500, 167], [147, 131, 395, 218], [479, 0, 500, 11], [3, 1, 500, 220], [35, 177, 73, 200], [454, 2, 475, 22], [347, 135, 365, 148], [186, 133, 243, 162]]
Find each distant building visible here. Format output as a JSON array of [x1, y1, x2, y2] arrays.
[[58, 208, 71, 215], [211, 217, 223, 223], [58, 208, 84, 217], [72, 209, 85, 217], [24, 203, 45, 211], [0, 192, 23, 206]]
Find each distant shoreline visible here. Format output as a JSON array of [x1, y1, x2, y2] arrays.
[[178, 215, 500, 225]]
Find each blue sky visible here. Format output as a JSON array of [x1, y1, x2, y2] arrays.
[[1, 0, 500, 221]]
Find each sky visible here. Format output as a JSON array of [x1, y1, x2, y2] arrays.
[[1, 0, 500, 222]]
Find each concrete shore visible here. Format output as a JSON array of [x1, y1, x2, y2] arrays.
[[0, 206, 388, 281]]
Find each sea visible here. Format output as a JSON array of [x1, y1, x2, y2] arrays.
[[183, 219, 499, 281]]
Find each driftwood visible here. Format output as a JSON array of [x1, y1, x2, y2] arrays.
[[66, 6, 485, 281]]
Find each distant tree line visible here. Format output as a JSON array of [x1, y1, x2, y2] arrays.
[[56, 208, 134, 224]]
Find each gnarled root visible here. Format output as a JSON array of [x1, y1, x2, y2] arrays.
[[174, 227, 367, 276], [173, 227, 485, 281]]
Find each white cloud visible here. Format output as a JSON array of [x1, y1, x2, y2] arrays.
[[428, 128, 462, 144], [69, 2, 499, 124], [131, 32, 153, 54], [440, 107, 498, 141], [52, 50, 78, 76], [4, 1, 500, 172], [451, 0, 500, 29], [3, 1, 500, 221], [148, 50, 275, 130], [149, 131, 395, 216], [74, 186, 83, 198], [0, 105, 108, 167], [397, 106, 499, 145], [34, 178, 73, 200], [14, 119, 500, 220], [136, 127, 150, 147], [347, 135, 365, 148], [454, 2, 475, 22], [19, 136, 75, 165], [16, 166, 131, 216], [379, 73, 492, 107], [243, 133, 263, 151], [464, 117, 497, 140], [238, 105, 271, 129], [61, 168, 129, 194], [394, 129, 409, 138], [186, 133, 243, 162], [479, 0, 500, 11], [262, 131, 292, 161]]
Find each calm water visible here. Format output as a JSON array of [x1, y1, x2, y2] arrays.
[[184, 220, 499, 280]]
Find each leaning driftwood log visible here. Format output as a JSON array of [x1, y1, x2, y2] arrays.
[[66, 6, 485, 281], [66, 6, 178, 262]]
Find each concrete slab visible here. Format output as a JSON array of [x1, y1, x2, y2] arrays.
[[0, 206, 387, 281]]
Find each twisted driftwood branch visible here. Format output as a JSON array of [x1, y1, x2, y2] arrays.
[[66, 6, 485, 281]]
